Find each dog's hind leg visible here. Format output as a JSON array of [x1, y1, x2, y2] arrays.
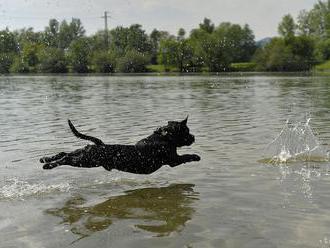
[[40, 152, 68, 163]]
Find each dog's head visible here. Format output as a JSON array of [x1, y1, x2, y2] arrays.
[[154, 116, 195, 147]]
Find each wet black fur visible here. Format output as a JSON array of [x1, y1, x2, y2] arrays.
[[40, 118, 200, 174]]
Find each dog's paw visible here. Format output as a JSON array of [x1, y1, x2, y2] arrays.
[[40, 157, 47, 163], [191, 154, 201, 161], [43, 163, 57, 170]]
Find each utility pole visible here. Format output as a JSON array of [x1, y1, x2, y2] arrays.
[[101, 11, 110, 48]]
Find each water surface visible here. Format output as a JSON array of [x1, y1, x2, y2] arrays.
[[1, 75, 330, 247]]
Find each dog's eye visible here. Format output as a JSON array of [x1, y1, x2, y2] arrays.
[[161, 130, 167, 136]]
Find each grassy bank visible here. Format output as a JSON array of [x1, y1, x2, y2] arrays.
[[146, 62, 257, 73], [312, 60, 330, 75], [314, 60, 330, 72]]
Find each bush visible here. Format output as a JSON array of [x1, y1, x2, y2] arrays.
[[21, 43, 42, 68], [315, 39, 330, 62], [0, 53, 14, 73], [91, 50, 116, 73], [117, 50, 150, 73], [38, 47, 68, 73], [10, 56, 30, 73]]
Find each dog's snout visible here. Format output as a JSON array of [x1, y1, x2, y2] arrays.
[[187, 134, 195, 145]]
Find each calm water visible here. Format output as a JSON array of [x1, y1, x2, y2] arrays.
[[1, 75, 330, 248]]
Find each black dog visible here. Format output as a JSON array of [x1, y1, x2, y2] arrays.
[[40, 117, 200, 174]]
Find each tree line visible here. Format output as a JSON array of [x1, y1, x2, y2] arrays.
[[0, 18, 256, 73], [1, 0, 330, 73]]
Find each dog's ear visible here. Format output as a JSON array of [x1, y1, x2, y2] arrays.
[[181, 116, 188, 126]]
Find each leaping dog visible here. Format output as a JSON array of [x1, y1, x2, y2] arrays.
[[40, 117, 200, 174]]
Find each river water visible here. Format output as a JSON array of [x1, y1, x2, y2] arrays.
[[1, 74, 330, 248]]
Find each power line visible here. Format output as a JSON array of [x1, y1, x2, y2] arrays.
[[0, 15, 100, 20], [101, 11, 111, 48]]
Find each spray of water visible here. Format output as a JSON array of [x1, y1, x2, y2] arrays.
[[0, 178, 72, 200], [262, 119, 329, 163]]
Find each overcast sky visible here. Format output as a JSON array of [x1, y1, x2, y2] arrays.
[[0, 0, 317, 40]]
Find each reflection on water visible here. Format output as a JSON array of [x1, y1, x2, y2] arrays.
[[46, 184, 198, 239], [277, 163, 322, 206]]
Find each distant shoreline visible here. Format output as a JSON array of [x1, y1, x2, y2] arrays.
[[0, 71, 315, 77]]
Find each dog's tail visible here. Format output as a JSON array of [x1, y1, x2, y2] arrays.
[[68, 120, 105, 146]]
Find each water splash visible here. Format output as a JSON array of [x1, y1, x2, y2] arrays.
[[261, 119, 329, 163], [0, 178, 71, 200]]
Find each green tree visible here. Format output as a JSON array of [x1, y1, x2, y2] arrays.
[[127, 24, 151, 53], [10, 56, 30, 73], [199, 18, 215, 33], [0, 29, 17, 73], [110, 24, 151, 56], [289, 35, 316, 69], [278, 14, 297, 38], [266, 40, 293, 71], [14, 28, 42, 45], [110, 26, 129, 55], [0, 53, 15, 73], [10, 42, 43, 73], [314, 38, 330, 61], [0, 29, 18, 53], [91, 50, 116, 73], [215, 23, 256, 63], [22, 42, 42, 68], [38, 47, 68, 73], [177, 28, 186, 41], [158, 37, 196, 72], [70, 18, 85, 38], [117, 50, 150, 73], [57, 20, 71, 48], [254, 38, 292, 71], [58, 18, 86, 49], [254, 36, 315, 71], [189, 28, 217, 70], [189, 22, 256, 71], [296, 1, 330, 38], [90, 30, 109, 51], [177, 39, 195, 72], [157, 28, 195, 72], [68, 37, 91, 73], [150, 29, 171, 64], [43, 19, 59, 47], [158, 38, 179, 71]]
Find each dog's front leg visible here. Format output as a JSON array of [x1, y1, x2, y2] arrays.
[[43, 155, 73, 169], [169, 154, 201, 167], [40, 152, 68, 163]]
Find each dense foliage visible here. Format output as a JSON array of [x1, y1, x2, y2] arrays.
[[1, 1, 330, 73], [253, 0, 330, 71]]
